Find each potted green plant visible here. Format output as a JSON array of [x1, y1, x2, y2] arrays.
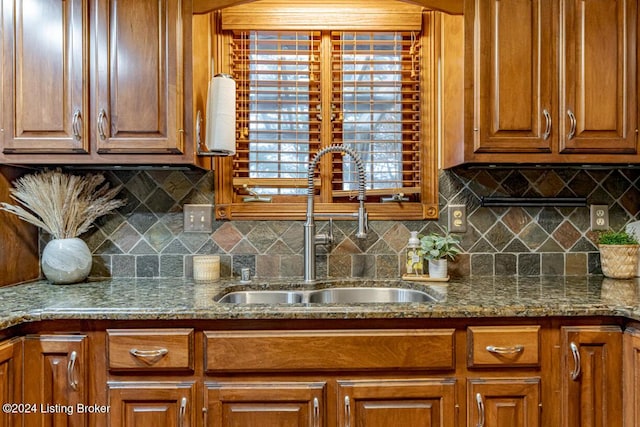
[[420, 229, 461, 279], [597, 229, 639, 279]]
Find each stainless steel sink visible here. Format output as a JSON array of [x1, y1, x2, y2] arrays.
[[307, 287, 436, 303], [216, 290, 303, 304], [215, 286, 441, 304]]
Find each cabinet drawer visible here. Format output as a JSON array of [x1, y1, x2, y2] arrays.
[[107, 329, 194, 371], [467, 326, 540, 367], [205, 329, 455, 373]]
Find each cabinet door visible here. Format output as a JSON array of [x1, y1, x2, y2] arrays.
[[624, 327, 640, 426], [469, 0, 554, 154], [337, 378, 456, 427], [108, 382, 195, 427], [0, 338, 22, 427], [468, 378, 540, 427], [1, 0, 89, 153], [23, 334, 88, 427], [560, 0, 637, 153], [561, 325, 622, 427], [93, 0, 185, 154], [205, 381, 325, 427]]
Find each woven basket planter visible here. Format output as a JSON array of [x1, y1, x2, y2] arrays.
[[598, 244, 639, 279]]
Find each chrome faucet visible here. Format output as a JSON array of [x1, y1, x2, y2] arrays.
[[304, 144, 368, 283]]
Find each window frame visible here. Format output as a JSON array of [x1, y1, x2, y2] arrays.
[[212, 8, 439, 221]]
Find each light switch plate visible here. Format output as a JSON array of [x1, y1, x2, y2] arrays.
[[448, 204, 467, 233], [590, 204, 609, 231], [184, 204, 213, 233]]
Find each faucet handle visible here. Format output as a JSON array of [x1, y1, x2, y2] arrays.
[[315, 218, 334, 246]]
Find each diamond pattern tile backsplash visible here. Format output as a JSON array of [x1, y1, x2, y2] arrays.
[[73, 167, 640, 279]]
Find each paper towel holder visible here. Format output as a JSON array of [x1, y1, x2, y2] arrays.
[[196, 73, 236, 157], [195, 110, 215, 156]]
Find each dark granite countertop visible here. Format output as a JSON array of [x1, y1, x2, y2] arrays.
[[1, 275, 639, 330]]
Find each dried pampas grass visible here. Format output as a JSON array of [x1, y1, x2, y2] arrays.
[[0, 169, 126, 239]]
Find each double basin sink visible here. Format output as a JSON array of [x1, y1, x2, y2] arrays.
[[216, 282, 444, 304]]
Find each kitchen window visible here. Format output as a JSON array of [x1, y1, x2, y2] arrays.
[[212, 7, 439, 220]]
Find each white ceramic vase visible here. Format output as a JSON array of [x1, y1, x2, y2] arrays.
[[428, 259, 448, 279], [41, 238, 92, 284]]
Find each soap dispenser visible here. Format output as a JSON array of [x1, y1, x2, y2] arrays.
[[405, 231, 423, 275]]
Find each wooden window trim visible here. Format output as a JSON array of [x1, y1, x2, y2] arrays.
[[213, 10, 439, 221]]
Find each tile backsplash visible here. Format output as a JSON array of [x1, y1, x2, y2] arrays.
[[73, 167, 640, 279]]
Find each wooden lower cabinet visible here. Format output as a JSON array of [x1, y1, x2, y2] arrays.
[[337, 378, 457, 427], [205, 381, 325, 427], [108, 382, 196, 427], [561, 325, 622, 427], [5, 320, 632, 427], [0, 337, 22, 427], [204, 378, 456, 427], [468, 378, 540, 427], [23, 334, 88, 427], [625, 326, 640, 426]]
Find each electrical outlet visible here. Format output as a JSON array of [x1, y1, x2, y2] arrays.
[[448, 204, 467, 233], [590, 204, 609, 231], [184, 204, 213, 233]]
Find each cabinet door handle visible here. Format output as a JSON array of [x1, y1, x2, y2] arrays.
[[313, 397, 319, 427], [542, 109, 552, 140], [570, 341, 581, 380], [486, 344, 524, 355], [67, 350, 78, 391], [72, 110, 82, 141], [344, 396, 351, 427], [98, 109, 108, 140], [475, 393, 485, 427], [178, 397, 187, 427], [567, 109, 577, 139], [129, 348, 169, 365]]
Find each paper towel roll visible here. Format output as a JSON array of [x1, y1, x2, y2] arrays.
[[205, 74, 236, 156]]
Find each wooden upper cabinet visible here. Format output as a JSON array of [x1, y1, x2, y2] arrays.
[[1, 0, 89, 154], [471, 0, 554, 154], [560, 0, 637, 154], [94, 0, 185, 154], [454, 0, 640, 166], [0, 0, 194, 164]]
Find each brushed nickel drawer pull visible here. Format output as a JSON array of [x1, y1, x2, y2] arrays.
[[129, 348, 169, 365], [570, 341, 581, 380], [486, 345, 524, 355], [67, 350, 78, 391]]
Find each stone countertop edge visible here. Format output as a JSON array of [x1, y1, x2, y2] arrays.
[[0, 275, 639, 330]]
